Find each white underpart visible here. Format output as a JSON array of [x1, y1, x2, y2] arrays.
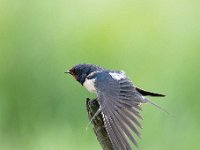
[[83, 78, 97, 93], [109, 71, 126, 80]]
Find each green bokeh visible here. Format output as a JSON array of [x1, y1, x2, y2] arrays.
[[0, 0, 200, 149]]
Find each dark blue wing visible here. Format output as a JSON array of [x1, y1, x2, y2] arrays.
[[92, 71, 147, 149]]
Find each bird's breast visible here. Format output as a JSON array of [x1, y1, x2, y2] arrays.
[[83, 78, 97, 93]]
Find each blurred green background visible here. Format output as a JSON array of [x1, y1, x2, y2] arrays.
[[0, 0, 200, 149]]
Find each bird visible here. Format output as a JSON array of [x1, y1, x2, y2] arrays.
[[65, 64, 166, 149]]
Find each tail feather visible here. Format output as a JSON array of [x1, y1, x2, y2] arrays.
[[147, 99, 170, 115], [136, 87, 165, 97], [137, 88, 174, 116]]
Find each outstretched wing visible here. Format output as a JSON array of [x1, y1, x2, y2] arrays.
[[92, 71, 147, 150]]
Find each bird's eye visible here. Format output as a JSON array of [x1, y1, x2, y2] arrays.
[[69, 68, 75, 75], [74, 69, 80, 75]]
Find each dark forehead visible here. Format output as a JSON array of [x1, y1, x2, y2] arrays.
[[73, 64, 102, 70], [73, 64, 90, 69]]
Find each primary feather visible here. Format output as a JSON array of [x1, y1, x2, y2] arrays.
[[92, 71, 146, 149]]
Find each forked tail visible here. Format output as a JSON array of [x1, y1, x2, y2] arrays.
[[136, 87, 165, 97]]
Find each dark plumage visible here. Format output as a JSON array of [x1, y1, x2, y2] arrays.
[[65, 64, 166, 150]]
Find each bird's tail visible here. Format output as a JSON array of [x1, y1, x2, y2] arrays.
[[136, 87, 165, 97], [146, 99, 171, 115], [138, 89, 174, 116]]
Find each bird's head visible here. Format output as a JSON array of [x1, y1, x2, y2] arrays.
[[65, 64, 102, 85]]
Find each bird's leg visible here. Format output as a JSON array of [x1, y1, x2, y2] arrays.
[[86, 98, 114, 150], [86, 108, 102, 130], [86, 98, 102, 130]]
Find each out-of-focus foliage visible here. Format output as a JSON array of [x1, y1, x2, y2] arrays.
[[0, 0, 199, 149]]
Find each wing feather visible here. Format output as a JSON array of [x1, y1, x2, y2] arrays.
[[122, 109, 142, 129], [114, 111, 139, 147], [118, 109, 141, 138], [108, 110, 132, 150], [93, 71, 146, 149], [102, 110, 119, 149], [107, 109, 128, 149]]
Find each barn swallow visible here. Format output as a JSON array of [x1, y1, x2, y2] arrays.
[[65, 64, 165, 149]]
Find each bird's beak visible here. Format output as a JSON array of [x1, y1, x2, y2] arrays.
[[64, 70, 70, 74]]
